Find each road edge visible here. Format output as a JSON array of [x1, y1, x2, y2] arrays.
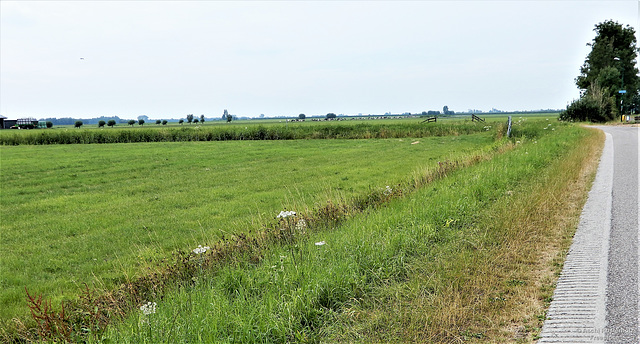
[[538, 132, 613, 343]]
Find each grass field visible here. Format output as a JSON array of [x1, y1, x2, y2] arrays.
[[90, 119, 602, 343], [2, 115, 600, 343], [0, 129, 497, 327]]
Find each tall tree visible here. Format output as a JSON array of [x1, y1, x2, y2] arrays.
[[576, 20, 639, 114]]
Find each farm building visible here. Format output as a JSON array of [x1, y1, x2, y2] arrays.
[[0, 116, 44, 129]]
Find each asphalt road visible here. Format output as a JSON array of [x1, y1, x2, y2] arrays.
[[539, 126, 638, 344]]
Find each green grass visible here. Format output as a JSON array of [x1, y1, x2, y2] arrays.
[[0, 133, 497, 326], [0, 117, 526, 145], [90, 120, 593, 343]]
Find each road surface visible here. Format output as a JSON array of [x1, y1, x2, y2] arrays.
[[539, 126, 638, 343]]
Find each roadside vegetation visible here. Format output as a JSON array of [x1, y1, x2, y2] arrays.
[[88, 120, 601, 343], [1, 117, 603, 343]]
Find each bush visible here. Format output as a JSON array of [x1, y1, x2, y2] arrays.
[[46, 121, 53, 129], [560, 82, 616, 122]]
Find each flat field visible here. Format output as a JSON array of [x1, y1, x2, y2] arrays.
[[93, 119, 603, 343], [0, 132, 496, 323]]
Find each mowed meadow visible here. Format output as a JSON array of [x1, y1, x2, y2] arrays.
[[0, 117, 603, 342], [1, 120, 494, 323]]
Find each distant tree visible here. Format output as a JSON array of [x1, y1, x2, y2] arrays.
[[179, 119, 184, 125], [442, 106, 454, 115], [156, 119, 162, 125], [186, 114, 194, 124], [137, 115, 149, 122], [193, 119, 199, 124], [107, 120, 116, 127], [162, 120, 168, 125], [138, 119, 145, 126], [298, 114, 306, 120], [46, 121, 53, 128], [326, 113, 337, 119], [259, 114, 265, 118], [200, 115, 205, 123], [128, 120, 136, 126], [74, 121, 83, 128], [576, 20, 639, 114], [98, 120, 106, 128], [223, 109, 232, 122]]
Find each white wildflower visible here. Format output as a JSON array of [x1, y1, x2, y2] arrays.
[[140, 301, 157, 315], [277, 210, 296, 218], [315, 241, 326, 246], [383, 185, 393, 196], [295, 219, 307, 231], [193, 245, 210, 254]]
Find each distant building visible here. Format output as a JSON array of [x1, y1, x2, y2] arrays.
[[0, 116, 41, 129]]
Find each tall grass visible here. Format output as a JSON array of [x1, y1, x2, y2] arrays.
[[90, 121, 596, 343], [1, 121, 494, 145]]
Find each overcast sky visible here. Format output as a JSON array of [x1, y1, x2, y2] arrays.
[[1, 1, 638, 119]]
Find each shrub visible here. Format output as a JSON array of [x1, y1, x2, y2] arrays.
[[560, 82, 616, 122]]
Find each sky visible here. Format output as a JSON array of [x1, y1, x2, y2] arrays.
[[1, 1, 638, 120]]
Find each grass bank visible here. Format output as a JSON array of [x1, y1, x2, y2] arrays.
[[1, 133, 497, 332], [87, 122, 601, 342]]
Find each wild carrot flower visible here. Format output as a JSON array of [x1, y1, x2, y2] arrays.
[[193, 245, 210, 254], [383, 186, 393, 196], [140, 301, 157, 315], [277, 210, 296, 218], [295, 219, 307, 231]]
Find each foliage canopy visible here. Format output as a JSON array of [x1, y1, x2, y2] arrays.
[[576, 19, 639, 114]]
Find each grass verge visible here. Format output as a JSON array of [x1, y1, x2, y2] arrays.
[[81, 123, 601, 343]]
